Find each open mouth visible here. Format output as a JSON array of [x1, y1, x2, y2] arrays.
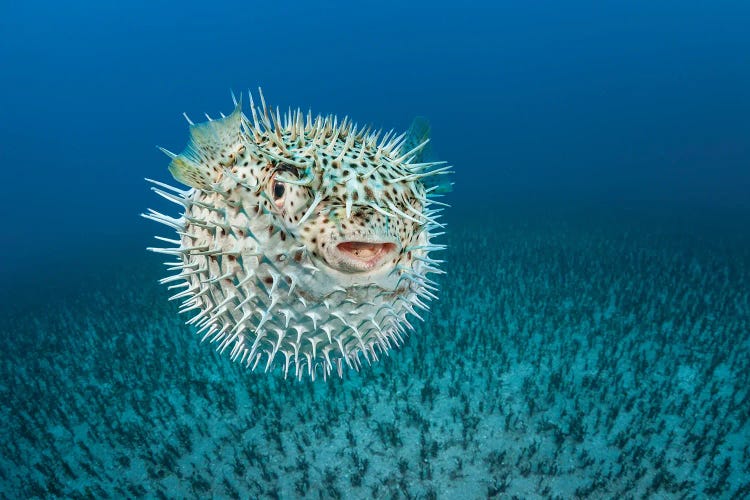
[[337, 241, 396, 260], [332, 241, 398, 272]]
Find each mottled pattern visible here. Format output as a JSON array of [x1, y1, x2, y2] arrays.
[[144, 91, 449, 380]]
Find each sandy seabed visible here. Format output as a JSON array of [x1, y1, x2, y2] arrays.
[[1, 209, 748, 498]]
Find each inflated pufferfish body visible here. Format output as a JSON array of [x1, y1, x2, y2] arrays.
[[144, 91, 450, 380]]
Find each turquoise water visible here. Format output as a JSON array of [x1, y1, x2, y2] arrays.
[[2, 206, 748, 497], [2, 1, 750, 497]]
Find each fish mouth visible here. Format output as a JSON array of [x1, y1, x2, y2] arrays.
[[329, 240, 399, 273]]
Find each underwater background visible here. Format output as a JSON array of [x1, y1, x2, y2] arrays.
[[1, 0, 749, 497]]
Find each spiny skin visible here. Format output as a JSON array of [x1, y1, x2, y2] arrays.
[[144, 91, 450, 380]]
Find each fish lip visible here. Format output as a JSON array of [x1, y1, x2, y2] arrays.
[[323, 236, 401, 274]]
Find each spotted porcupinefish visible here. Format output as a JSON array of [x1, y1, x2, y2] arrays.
[[144, 90, 450, 380]]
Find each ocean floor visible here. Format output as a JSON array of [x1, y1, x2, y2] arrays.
[[1, 206, 749, 498]]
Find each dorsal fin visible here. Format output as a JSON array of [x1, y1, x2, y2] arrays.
[[167, 101, 244, 190], [402, 116, 432, 163], [403, 116, 452, 194]]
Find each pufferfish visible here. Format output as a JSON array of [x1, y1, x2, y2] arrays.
[[144, 90, 450, 380]]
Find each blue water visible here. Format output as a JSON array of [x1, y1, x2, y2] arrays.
[[1, 1, 749, 497]]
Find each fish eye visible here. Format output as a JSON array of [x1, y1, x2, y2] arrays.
[[273, 180, 285, 200], [269, 175, 287, 208], [270, 164, 295, 209]]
